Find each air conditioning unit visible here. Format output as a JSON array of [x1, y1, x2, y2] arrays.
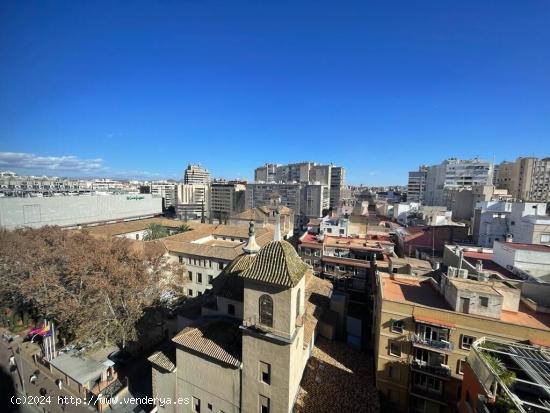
[[458, 269, 469, 278], [448, 267, 457, 277]]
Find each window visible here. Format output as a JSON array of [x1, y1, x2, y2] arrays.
[[296, 289, 301, 317], [228, 304, 235, 315], [192, 397, 200, 413], [339, 229, 345, 235], [198, 291, 202, 296], [197, 273, 203, 283], [413, 373, 442, 394], [259, 395, 270, 413], [314, 250, 320, 257], [259, 361, 271, 384], [389, 341, 401, 357], [388, 365, 400, 380], [305, 248, 311, 256], [208, 275, 213, 285], [326, 228, 332, 233], [461, 335, 476, 350], [391, 319, 404, 334], [188, 289, 193, 296], [219, 262, 225, 270], [207, 403, 212, 411], [305, 259, 311, 264], [458, 359, 465, 375], [259, 295, 273, 327], [541, 234, 550, 243], [179, 256, 183, 263], [479, 296, 489, 307], [136, 234, 140, 240], [188, 271, 193, 281]]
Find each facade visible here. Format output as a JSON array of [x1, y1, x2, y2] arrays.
[[150, 181, 178, 208], [176, 184, 210, 220], [330, 166, 347, 207], [183, 164, 211, 185], [149, 223, 335, 413], [423, 158, 494, 207], [302, 183, 330, 218], [210, 181, 246, 222], [492, 241, 550, 282], [374, 272, 550, 413], [246, 183, 302, 221], [447, 185, 512, 221], [407, 166, 428, 203], [472, 201, 548, 247], [495, 157, 550, 202], [0, 194, 162, 230], [253, 162, 346, 209]]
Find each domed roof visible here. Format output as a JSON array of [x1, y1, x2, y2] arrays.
[[239, 240, 309, 287]]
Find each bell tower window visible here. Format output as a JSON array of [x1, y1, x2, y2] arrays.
[[259, 294, 273, 327]]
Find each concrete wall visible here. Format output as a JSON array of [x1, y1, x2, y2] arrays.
[[0, 194, 162, 229], [151, 367, 177, 413], [176, 348, 240, 413]]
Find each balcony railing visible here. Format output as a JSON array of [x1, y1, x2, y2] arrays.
[[411, 334, 453, 351], [411, 359, 451, 377]]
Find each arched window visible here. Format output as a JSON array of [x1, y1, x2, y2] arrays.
[[296, 288, 301, 317], [259, 295, 273, 327]]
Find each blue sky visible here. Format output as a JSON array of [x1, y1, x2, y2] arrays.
[[0, 0, 549, 185]]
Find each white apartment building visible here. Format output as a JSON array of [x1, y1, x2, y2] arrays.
[[472, 201, 549, 247], [176, 183, 210, 220], [253, 162, 346, 208], [150, 181, 177, 208], [493, 241, 550, 282], [183, 164, 211, 185], [423, 158, 494, 206]]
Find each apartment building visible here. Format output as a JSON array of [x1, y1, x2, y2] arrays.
[[253, 162, 346, 209], [495, 157, 550, 202], [210, 181, 246, 222], [407, 166, 428, 203], [183, 163, 211, 185], [176, 183, 210, 220], [245, 182, 302, 221], [422, 158, 494, 207], [447, 185, 512, 221], [472, 201, 548, 247], [374, 272, 550, 413], [150, 181, 177, 208]]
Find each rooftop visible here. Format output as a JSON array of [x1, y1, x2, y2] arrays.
[[381, 274, 550, 330], [240, 240, 309, 287], [172, 319, 242, 368], [86, 217, 183, 237], [497, 242, 550, 253], [148, 347, 176, 372]]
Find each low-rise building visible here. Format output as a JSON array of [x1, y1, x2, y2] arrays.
[[374, 272, 550, 413], [492, 241, 550, 282], [472, 201, 548, 247]]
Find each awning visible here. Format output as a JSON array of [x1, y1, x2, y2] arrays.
[[414, 315, 455, 329]]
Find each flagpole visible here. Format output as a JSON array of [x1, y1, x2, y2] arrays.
[[52, 322, 56, 359]]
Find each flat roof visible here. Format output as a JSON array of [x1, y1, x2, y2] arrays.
[[382, 275, 452, 310], [86, 217, 183, 237], [382, 274, 550, 330], [497, 242, 550, 253]]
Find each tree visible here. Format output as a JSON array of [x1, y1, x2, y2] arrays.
[[0, 226, 185, 348], [176, 223, 191, 234], [142, 223, 169, 241]]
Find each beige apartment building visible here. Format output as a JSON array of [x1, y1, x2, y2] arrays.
[[374, 272, 550, 413], [495, 157, 550, 202]]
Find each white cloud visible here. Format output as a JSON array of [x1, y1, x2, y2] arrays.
[[0, 152, 105, 173]]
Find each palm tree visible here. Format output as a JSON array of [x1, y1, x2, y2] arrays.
[[176, 224, 191, 234], [142, 223, 169, 241]]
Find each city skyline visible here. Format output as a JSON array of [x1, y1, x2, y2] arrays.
[[1, 1, 550, 185]]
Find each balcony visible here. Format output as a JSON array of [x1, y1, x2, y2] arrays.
[[411, 359, 451, 378], [411, 334, 453, 352]]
